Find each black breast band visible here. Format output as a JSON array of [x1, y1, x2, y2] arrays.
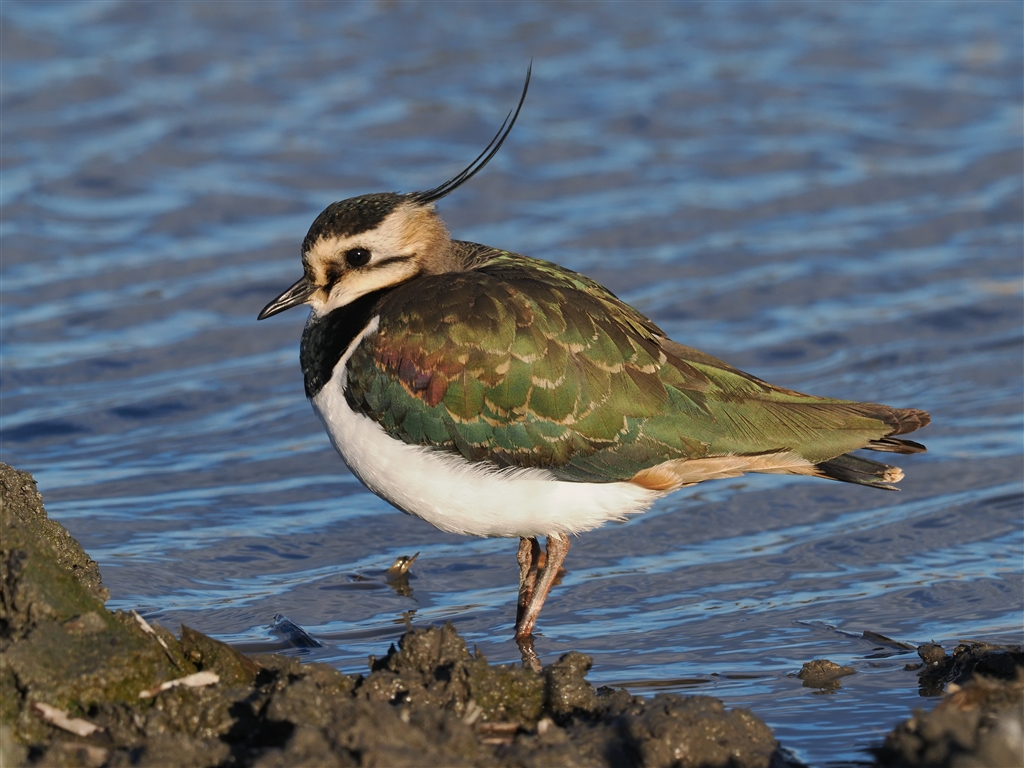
[[300, 288, 393, 399]]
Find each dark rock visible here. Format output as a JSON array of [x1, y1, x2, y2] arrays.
[[945, 643, 1024, 684], [797, 659, 856, 690], [916, 640, 1024, 696], [545, 651, 599, 721], [918, 643, 948, 667], [875, 670, 1024, 767], [620, 694, 778, 768], [0, 463, 107, 603], [180, 624, 263, 686], [468, 655, 546, 725], [1, 469, 182, 746]]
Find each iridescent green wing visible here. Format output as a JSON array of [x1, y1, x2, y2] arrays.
[[345, 249, 902, 481], [345, 250, 712, 479], [637, 339, 907, 466]]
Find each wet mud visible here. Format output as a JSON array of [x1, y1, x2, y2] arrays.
[[1, 463, 1020, 767], [875, 643, 1024, 767]]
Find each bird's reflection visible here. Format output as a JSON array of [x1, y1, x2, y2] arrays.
[[516, 634, 542, 672]]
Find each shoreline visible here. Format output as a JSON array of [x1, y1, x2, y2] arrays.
[[2, 462, 1020, 767]]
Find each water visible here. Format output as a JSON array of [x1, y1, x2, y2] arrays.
[[2, 2, 1021, 765]]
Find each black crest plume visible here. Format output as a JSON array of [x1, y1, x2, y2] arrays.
[[409, 63, 531, 205]]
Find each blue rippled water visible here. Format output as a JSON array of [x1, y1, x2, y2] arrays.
[[2, 3, 1021, 765]]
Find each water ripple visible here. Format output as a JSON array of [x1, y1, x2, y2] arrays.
[[2, 3, 1020, 765]]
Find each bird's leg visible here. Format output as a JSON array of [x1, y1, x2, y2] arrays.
[[516, 537, 541, 628], [515, 533, 570, 638]]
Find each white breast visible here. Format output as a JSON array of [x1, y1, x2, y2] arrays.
[[309, 317, 663, 538]]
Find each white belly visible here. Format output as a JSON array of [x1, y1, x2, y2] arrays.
[[310, 317, 662, 538]]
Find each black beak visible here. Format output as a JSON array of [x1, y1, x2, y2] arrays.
[[258, 276, 317, 320]]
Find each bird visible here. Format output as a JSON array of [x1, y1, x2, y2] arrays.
[[257, 67, 929, 639]]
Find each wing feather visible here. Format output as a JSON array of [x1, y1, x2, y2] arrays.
[[344, 248, 926, 481]]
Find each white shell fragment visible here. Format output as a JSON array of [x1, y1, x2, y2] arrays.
[[132, 610, 170, 651], [32, 702, 102, 737], [138, 670, 220, 699]]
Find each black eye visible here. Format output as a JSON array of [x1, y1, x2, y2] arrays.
[[345, 248, 371, 267]]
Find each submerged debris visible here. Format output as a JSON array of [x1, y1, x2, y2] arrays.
[[796, 659, 856, 691], [271, 614, 324, 649], [386, 552, 420, 579]]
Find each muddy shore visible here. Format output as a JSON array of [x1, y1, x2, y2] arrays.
[[1, 463, 1020, 767]]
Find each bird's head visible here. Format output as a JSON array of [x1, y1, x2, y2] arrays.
[[258, 65, 531, 321]]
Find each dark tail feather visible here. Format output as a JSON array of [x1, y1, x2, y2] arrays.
[[863, 406, 929, 454], [817, 405, 928, 489], [815, 453, 904, 491], [867, 436, 927, 454], [886, 408, 931, 436]]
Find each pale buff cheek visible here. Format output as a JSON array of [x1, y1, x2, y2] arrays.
[[301, 202, 454, 315], [319, 261, 422, 313], [395, 207, 450, 269]]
